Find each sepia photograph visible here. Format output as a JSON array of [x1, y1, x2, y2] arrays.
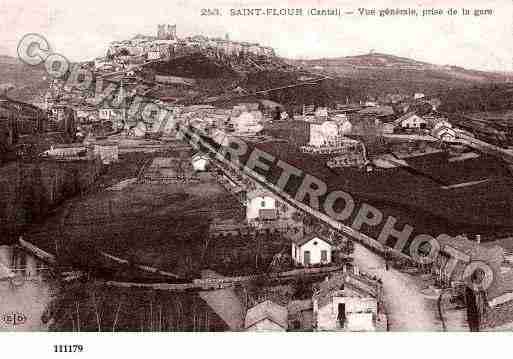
[[0, 0, 512, 356]]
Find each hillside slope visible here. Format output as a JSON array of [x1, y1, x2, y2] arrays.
[[142, 52, 513, 111], [0, 55, 50, 105], [285, 52, 513, 99]]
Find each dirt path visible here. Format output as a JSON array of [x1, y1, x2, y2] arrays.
[[353, 244, 440, 331], [198, 270, 244, 331]]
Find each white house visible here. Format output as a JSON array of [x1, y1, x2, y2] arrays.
[[244, 300, 288, 331], [393, 112, 427, 129], [191, 152, 209, 172], [432, 125, 457, 142], [309, 121, 339, 147], [291, 232, 332, 266], [246, 189, 277, 221], [229, 111, 263, 135], [313, 274, 378, 331], [429, 117, 452, 130]]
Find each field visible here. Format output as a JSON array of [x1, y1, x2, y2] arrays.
[[195, 132, 513, 242], [23, 155, 294, 281]]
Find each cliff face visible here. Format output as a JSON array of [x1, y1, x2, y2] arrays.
[[0, 158, 103, 242]]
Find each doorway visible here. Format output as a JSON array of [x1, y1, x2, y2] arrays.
[[338, 303, 346, 327], [304, 251, 311, 266]]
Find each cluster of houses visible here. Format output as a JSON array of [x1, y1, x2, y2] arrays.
[[243, 271, 386, 331], [181, 102, 267, 141], [294, 94, 458, 147], [100, 24, 275, 68], [386, 111, 458, 142], [296, 117, 368, 168], [46, 82, 267, 145]]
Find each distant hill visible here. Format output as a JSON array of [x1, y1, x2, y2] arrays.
[[140, 51, 513, 113], [0, 55, 50, 105], [285, 52, 513, 99], [2, 49, 511, 113]]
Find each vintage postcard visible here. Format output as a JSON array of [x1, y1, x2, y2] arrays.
[[1, 0, 512, 356]]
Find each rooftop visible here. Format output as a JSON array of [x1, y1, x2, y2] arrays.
[[290, 231, 332, 247], [244, 300, 288, 330]]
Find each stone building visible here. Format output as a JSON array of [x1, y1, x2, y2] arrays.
[[313, 273, 381, 331]]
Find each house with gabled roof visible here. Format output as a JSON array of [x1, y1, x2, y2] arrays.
[[244, 300, 288, 331], [291, 231, 332, 266], [191, 151, 210, 172], [432, 125, 457, 142], [246, 188, 277, 222], [393, 112, 427, 129], [313, 274, 380, 331]]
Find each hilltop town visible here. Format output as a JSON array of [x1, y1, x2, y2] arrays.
[[1, 23, 513, 333]]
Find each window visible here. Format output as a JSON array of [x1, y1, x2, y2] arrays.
[[261, 200, 266, 207], [321, 250, 328, 262]]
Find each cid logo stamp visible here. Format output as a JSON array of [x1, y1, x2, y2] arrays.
[[1, 312, 27, 327]]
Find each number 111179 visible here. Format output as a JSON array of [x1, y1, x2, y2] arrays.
[[54, 345, 84, 353]]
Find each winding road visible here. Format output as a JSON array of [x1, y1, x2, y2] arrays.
[[353, 243, 440, 331]]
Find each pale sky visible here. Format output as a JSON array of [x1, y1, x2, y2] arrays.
[[0, 0, 512, 72]]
